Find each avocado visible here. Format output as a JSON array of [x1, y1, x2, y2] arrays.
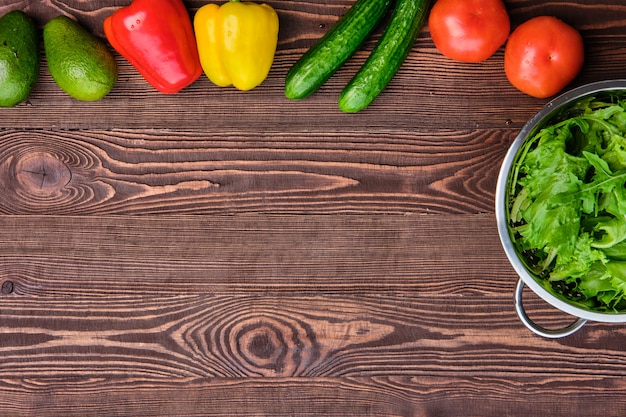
[[44, 15, 117, 101], [0, 10, 40, 107]]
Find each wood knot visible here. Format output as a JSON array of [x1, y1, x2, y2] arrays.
[[15, 152, 71, 196], [217, 315, 313, 377], [238, 323, 287, 371], [1, 280, 14, 294]]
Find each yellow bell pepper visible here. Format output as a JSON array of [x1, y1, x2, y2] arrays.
[[193, 0, 279, 91]]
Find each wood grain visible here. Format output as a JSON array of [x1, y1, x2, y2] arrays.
[[1, 290, 624, 379], [0, 214, 507, 294], [0, 129, 507, 215], [1, 0, 626, 415], [1, 213, 624, 416], [0, 292, 624, 416], [3, 376, 626, 417]]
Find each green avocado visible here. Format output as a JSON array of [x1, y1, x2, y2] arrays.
[[0, 10, 40, 107], [44, 15, 117, 101]]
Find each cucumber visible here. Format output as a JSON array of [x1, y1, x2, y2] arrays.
[[338, 0, 431, 113], [284, 0, 392, 100]]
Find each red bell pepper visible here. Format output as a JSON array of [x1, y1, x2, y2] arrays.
[[103, 0, 202, 94]]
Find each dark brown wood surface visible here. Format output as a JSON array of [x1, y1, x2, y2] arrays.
[[1, 0, 625, 416]]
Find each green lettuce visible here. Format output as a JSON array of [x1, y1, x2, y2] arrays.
[[509, 96, 626, 312]]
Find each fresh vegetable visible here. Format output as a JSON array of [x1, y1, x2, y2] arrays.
[[508, 96, 626, 312], [428, 0, 510, 63], [194, 0, 278, 91], [103, 0, 202, 94], [284, 0, 393, 100], [504, 16, 584, 99], [0, 10, 39, 107], [338, 0, 430, 112], [45, 15, 118, 101]]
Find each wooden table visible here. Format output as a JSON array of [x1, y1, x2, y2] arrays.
[[1, 1, 625, 416]]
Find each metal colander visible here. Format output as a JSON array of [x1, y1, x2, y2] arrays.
[[496, 79, 626, 338]]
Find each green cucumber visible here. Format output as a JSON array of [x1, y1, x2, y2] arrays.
[[338, 0, 431, 113], [284, 0, 392, 100]]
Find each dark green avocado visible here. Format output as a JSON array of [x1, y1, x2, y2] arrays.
[[0, 10, 40, 107]]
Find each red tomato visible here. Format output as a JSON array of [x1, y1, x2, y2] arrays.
[[504, 16, 584, 98], [428, 0, 510, 63]]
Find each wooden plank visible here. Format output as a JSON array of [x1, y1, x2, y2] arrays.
[[0, 290, 623, 380], [0, 129, 508, 215], [0, 214, 510, 293], [1, 376, 626, 417]]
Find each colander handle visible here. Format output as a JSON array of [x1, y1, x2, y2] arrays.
[[514, 279, 588, 338]]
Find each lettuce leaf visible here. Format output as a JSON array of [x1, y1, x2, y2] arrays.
[[509, 96, 626, 312]]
